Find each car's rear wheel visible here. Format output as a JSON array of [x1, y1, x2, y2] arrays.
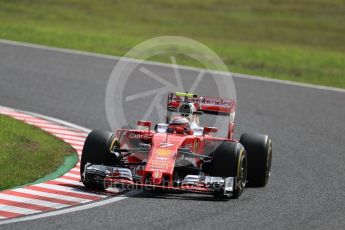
[[210, 141, 247, 199], [80, 130, 117, 190], [240, 133, 272, 187]]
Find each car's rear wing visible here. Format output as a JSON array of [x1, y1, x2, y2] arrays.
[[167, 92, 236, 116]]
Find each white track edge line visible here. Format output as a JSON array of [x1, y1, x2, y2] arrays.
[[0, 39, 344, 93]]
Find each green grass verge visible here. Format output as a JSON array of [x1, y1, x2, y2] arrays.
[[0, 114, 77, 190], [0, 0, 344, 88]]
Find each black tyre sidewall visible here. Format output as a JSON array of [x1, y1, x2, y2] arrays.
[[80, 130, 116, 180], [240, 133, 272, 187], [210, 141, 247, 198]]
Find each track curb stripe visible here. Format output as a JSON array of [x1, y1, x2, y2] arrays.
[[1, 191, 79, 206], [0, 199, 54, 212], [24, 186, 100, 200], [0, 211, 23, 219], [0, 106, 118, 221], [60, 175, 80, 181]]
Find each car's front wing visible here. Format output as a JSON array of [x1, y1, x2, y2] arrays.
[[83, 163, 235, 196]]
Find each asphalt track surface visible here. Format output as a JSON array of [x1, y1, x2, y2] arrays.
[[0, 41, 344, 230]]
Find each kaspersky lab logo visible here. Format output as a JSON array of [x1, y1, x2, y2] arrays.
[[105, 36, 236, 138]]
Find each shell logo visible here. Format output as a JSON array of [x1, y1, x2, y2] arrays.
[[156, 148, 173, 157]]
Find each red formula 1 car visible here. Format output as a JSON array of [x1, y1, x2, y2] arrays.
[[80, 92, 272, 199]]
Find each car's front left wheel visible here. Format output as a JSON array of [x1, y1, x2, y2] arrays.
[[240, 133, 272, 187], [210, 141, 247, 199]]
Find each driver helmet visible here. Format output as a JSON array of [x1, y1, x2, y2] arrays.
[[168, 115, 192, 134], [170, 115, 189, 126]]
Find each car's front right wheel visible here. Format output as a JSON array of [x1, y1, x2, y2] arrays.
[[80, 130, 117, 190]]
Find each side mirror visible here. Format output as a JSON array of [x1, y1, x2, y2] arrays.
[[156, 123, 168, 133], [137, 120, 152, 130], [204, 126, 218, 134]]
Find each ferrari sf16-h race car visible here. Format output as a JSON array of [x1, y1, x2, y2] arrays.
[[81, 92, 272, 199]]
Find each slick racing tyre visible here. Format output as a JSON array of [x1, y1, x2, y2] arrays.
[[80, 130, 117, 190], [210, 141, 247, 199], [240, 133, 272, 187]]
